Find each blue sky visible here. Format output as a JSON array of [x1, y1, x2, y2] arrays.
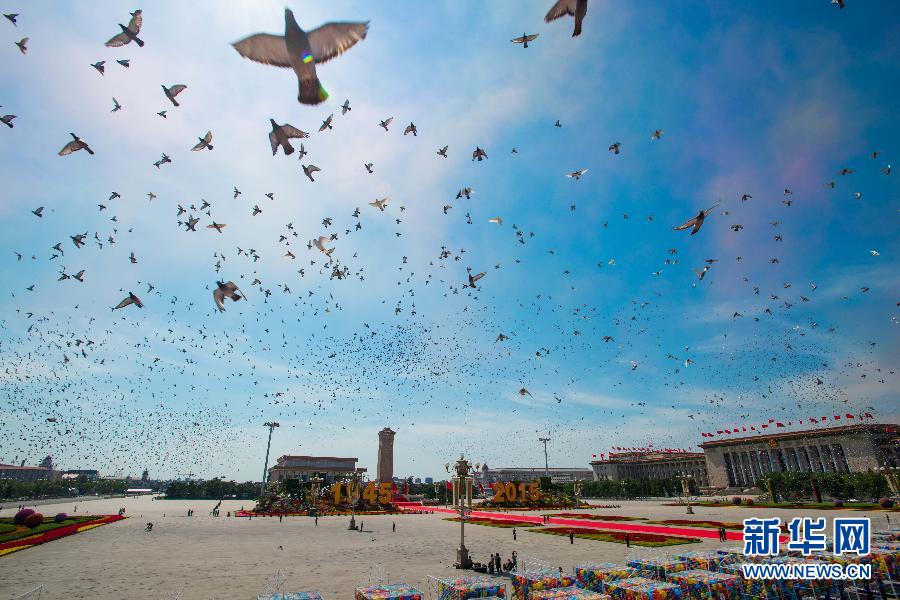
[[0, 1, 897, 481]]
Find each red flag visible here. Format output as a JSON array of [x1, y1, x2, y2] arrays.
[[716, 430, 723, 434], [776, 422, 785, 427], [768, 418, 776, 423], [864, 412, 873, 418], [845, 413, 854, 419], [810, 417, 818, 423], [761, 424, 769, 428], [445, 480, 453, 491], [477, 480, 484, 493], [750, 426, 757, 431], [834, 415, 841, 420]]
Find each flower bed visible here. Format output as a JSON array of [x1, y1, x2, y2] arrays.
[[234, 509, 392, 518], [530, 527, 699, 547], [444, 517, 540, 528], [0, 514, 125, 557], [475, 504, 592, 511]]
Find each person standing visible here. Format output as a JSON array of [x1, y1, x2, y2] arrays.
[[569, 531, 574, 544], [392, 522, 396, 532], [625, 533, 630, 548], [513, 528, 517, 541]]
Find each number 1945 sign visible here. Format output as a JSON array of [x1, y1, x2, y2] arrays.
[[490, 481, 541, 502], [330, 481, 393, 504]]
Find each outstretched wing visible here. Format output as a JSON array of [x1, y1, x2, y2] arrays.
[[672, 217, 697, 231], [232, 33, 291, 68], [127, 10, 143, 34], [213, 288, 226, 312], [282, 125, 309, 139], [545, 0, 577, 22], [105, 32, 130, 47], [167, 84, 187, 97], [308, 22, 369, 64], [58, 141, 80, 156], [268, 131, 279, 155]]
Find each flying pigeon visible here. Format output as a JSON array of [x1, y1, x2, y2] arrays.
[[91, 61, 105, 75], [213, 281, 244, 312], [403, 122, 417, 136], [312, 236, 334, 256], [651, 129, 664, 140], [608, 142, 621, 154], [369, 197, 389, 211], [364, 163, 374, 173], [117, 59, 130, 68], [207, 222, 226, 233], [113, 292, 143, 310], [466, 269, 485, 288], [319, 113, 334, 132], [302, 164, 320, 181], [488, 217, 503, 225], [496, 333, 509, 342], [518, 387, 533, 397], [341, 99, 351, 114], [379, 117, 393, 131], [269, 119, 309, 155], [545, 0, 588, 37], [437, 145, 448, 157], [111, 97, 122, 112], [232, 8, 369, 105], [566, 168, 588, 179], [4, 13, 18, 26], [472, 147, 488, 161], [15, 37, 28, 54], [673, 201, 720, 235], [32, 207, 44, 217], [191, 131, 213, 151], [58, 133, 94, 156], [456, 188, 474, 200], [511, 33, 539, 48], [105, 10, 144, 47], [162, 84, 187, 106], [1, 113, 15, 128]]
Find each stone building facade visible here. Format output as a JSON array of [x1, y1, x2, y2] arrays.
[[699, 423, 899, 489]]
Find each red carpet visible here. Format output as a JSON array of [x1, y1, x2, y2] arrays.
[[396, 503, 749, 541]]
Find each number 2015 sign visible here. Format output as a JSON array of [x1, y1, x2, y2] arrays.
[[490, 481, 540, 502]]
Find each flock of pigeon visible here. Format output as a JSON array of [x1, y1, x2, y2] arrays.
[[1, 2, 895, 478]]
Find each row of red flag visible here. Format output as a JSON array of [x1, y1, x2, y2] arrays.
[[700, 412, 875, 439]]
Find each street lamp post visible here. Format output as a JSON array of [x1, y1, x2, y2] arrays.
[[676, 471, 694, 514], [261, 421, 280, 497], [449, 454, 478, 569], [309, 475, 323, 516], [347, 472, 361, 530], [539, 437, 551, 478]]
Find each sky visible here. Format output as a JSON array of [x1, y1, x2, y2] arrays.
[[0, 1, 897, 481]]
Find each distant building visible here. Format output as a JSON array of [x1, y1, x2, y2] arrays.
[[0, 463, 60, 481], [480, 464, 593, 484], [268, 455, 365, 484], [424, 477, 433, 484], [590, 451, 709, 487], [699, 423, 899, 489], [63, 469, 100, 481]]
